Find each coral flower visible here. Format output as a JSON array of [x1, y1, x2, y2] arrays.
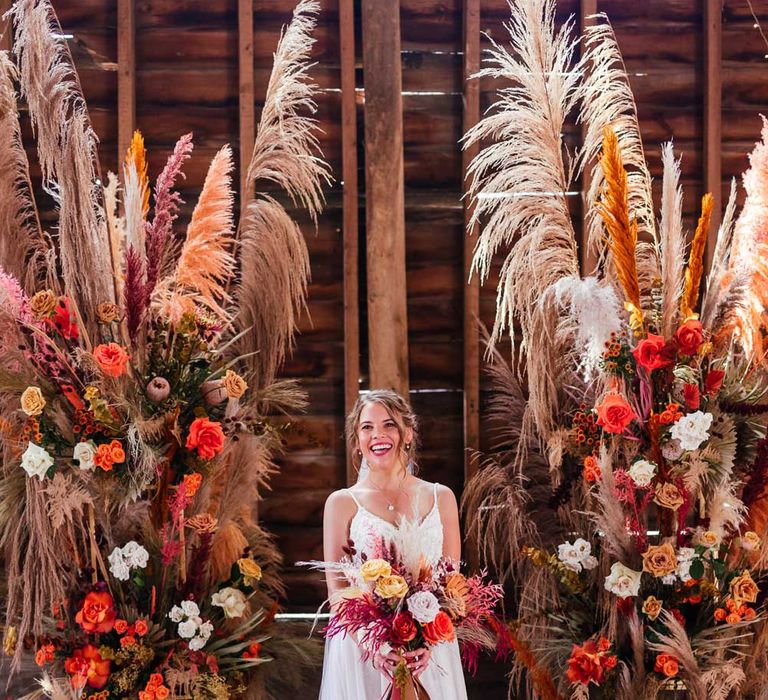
[[595, 393, 636, 434], [75, 590, 116, 634], [64, 644, 111, 689], [93, 342, 130, 378], [185, 417, 225, 460], [654, 653, 679, 678]]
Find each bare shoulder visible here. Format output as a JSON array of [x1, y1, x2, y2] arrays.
[[415, 478, 458, 508], [324, 488, 358, 517]]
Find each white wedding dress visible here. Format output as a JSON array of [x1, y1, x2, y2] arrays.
[[319, 482, 468, 699]]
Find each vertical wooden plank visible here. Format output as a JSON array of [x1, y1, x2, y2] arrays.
[[462, 0, 480, 485], [117, 0, 135, 164], [579, 0, 598, 275], [704, 0, 722, 272], [339, 0, 360, 486], [238, 0, 255, 201], [0, 0, 11, 53], [361, 0, 409, 398]]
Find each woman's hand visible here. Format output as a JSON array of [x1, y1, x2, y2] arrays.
[[372, 646, 402, 679], [403, 647, 432, 678]]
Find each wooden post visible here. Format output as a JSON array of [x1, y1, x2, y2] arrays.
[[462, 0, 480, 484], [579, 0, 598, 275], [238, 0, 255, 201], [704, 0, 722, 272], [117, 0, 136, 163], [339, 0, 360, 486], [361, 0, 409, 398]]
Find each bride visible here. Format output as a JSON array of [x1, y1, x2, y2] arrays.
[[319, 389, 468, 699]]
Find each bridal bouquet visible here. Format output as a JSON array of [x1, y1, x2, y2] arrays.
[[0, 0, 329, 697], [304, 538, 506, 698], [462, 1, 768, 698]]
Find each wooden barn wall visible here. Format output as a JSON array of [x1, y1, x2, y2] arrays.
[[16, 0, 768, 611]]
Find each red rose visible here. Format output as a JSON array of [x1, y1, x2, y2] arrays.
[[675, 319, 704, 356], [93, 343, 130, 378], [185, 417, 225, 461], [64, 645, 110, 689], [683, 383, 700, 410], [632, 334, 672, 372], [566, 641, 604, 686], [596, 393, 636, 434], [422, 611, 455, 645], [704, 369, 725, 396], [391, 611, 417, 644], [75, 591, 116, 634]]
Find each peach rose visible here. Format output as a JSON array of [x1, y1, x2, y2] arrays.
[[185, 417, 225, 461], [93, 343, 130, 378], [375, 575, 408, 599], [222, 370, 248, 399], [596, 393, 636, 434], [642, 543, 678, 578], [698, 530, 720, 549], [730, 570, 759, 606], [741, 531, 761, 552], [96, 302, 121, 324], [653, 483, 684, 511], [20, 387, 46, 417], [30, 290, 57, 318], [642, 595, 663, 621], [75, 591, 116, 634]]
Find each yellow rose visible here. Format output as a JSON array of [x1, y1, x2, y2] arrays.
[[653, 482, 684, 511], [30, 290, 57, 318], [741, 531, 761, 552], [20, 387, 46, 417], [238, 558, 263, 587], [361, 559, 392, 582], [3, 626, 17, 656], [641, 543, 678, 578], [642, 595, 663, 621], [699, 530, 720, 549], [222, 370, 248, 399], [96, 302, 121, 324], [375, 575, 408, 599], [730, 570, 759, 606]]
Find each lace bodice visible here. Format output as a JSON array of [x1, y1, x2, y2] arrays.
[[347, 483, 444, 569]]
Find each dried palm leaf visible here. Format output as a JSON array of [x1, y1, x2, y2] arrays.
[[10, 0, 116, 328], [463, 0, 581, 445], [680, 193, 713, 321], [658, 143, 685, 336]]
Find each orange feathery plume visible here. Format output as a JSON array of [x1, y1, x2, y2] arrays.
[[597, 126, 643, 329], [125, 130, 149, 216], [505, 624, 562, 700], [680, 193, 713, 320]]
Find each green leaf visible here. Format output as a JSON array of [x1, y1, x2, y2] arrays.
[[689, 559, 705, 580]]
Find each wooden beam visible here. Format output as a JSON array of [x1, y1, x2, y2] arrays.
[[117, 0, 135, 164], [238, 0, 255, 201], [462, 0, 480, 486], [579, 0, 598, 275], [704, 0, 722, 273], [361, 0, 409, 398], [339, 0, 360, 486]]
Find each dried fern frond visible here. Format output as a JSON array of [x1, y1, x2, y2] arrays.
[[597, 127, 642, 327], [680, 193, 713, 321], [658, 143, 685, 336], [0, 51, 51, 294], [580, 17, 657, 274], [10, 0, 115, 328], [463, 0, 581, 445]]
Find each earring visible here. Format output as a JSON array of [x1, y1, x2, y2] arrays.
[[405, 442, 411, 452]]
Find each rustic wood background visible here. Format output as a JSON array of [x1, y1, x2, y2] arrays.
[[4, 2, 768, 694]]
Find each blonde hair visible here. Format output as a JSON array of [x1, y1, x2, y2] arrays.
[[345, 389, 419, 472]]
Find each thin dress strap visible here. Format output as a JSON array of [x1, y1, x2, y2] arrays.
[[346, 488, 362, 509], [432, 482, 439, 510]]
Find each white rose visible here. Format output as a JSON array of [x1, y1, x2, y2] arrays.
[[177, 619, 198, 639], [406, 591, 440, 624], [557, 543, 583, 573], [108, 547, 130, 581], [670, 411, 713, 452], [180, 600, 200, 617], [73, 441, 96, 471], [604, 562, 642, 598], [188, 635, 208, 651], [21, 442, 53, 481], [677, 547, 695, 562], [662, 573, 677, 585], [211, 587, 247, 619], [168, 605, 184, 623], [582, 555, 599, 571], [122, 541, 149, 569], [198, 620, 213, 639], [573, 538, 592, 560], [677, 559, 692, 583], [628, 459, 657, 488], [662, 439, 684, 462]]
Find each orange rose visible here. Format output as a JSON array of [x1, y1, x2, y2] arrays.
[[114, 619, 128, 634], [120, 635, 137, 648], [182, 472, 203, 498], [135, 619, 149, 637], [422, 610, 455, 645], [155, 687, 170, 700], [632, 334, 672, 372], [583, 455, 601, 484], [109, 439, 125, 463], [675, 319, 704, 356], [93, 343, 130, 378], [730, 570, 759, 606], [64, 644, 110, 689], [566, 640, 604, 686], [653, 482, 684, 511], [641, 543, 678, 578], [75, 591, 116, 634], [596, 393, 635, 434], [391, 611, 417, 644], [714, 608, 727, 622], [185, 417, 225, 460], [654, 653, 679, 678], [726, 612, 742, 624]]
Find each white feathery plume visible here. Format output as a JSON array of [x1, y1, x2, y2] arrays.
[[706, 478, 746, 538], [463, 0, 581, 445], [552, 276, 622, 380], [658, 142, 685, 336], [580, 18, 658, 283]]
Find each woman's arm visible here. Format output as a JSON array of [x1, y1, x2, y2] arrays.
[[322, 489, 357, 605], [438, 484, 461, 561]]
